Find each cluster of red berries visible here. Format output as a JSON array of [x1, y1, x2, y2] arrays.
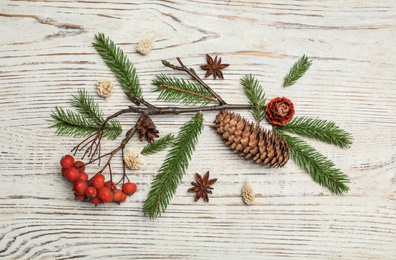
[[60, 154, 137, 205]]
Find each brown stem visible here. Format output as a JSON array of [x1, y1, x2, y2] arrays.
[[162, 58, 227, 105], [71, 129, 103, 162], [127, 103, 251, 115], [96, 125, 139, 174], [125, 93, 157, 110]]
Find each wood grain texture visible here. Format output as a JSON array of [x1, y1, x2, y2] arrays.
[[1, 0, 395, 259]]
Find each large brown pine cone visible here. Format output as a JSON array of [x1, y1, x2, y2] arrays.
[[214, 110, 289, 168]]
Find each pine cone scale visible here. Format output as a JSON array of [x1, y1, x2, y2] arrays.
[[214, 110, 290, 168]]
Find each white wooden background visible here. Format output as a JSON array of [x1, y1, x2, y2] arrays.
[[1, 0, 395, 259]]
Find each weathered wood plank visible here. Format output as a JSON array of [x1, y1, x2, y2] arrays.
[[0, 0, 395, 259]]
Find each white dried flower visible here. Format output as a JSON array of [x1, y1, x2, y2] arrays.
[[136, 38, 153, 55], [123, 150, 141, 170], [96, 78, 114, 99], [242, 182, 255, 205]]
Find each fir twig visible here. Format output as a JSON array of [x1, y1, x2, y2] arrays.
[[275, 130, 349, 194], [93, 33, 143, 105], [240, 74, 266, 124], [141, 133, 175, 155], [50, 107, 101, 137], [71, 89, 104, 125], [162, 59, 226, 105], [278, 117, 353, 148], [143, 112, 204, 220], [50, 91, 122, 139], [152, 74, 217, 105], [283, 55, 312, 87]]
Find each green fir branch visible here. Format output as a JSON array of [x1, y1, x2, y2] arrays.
[[275, 130, 349, 194], [143, 112, 204, 220], [104, 120, 123, 140], [152, 74, 216, 106], [93, 33, 142, 105], [283, 55, 312, 87], [71, 89, 104, 125], [50, 91, 123, 139], [240, 74, 266, 124], [50, 107, 102, 137], [278, 117, 353, 148], [141, 134, 175, 155]]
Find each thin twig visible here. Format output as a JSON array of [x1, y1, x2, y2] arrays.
[[96, 125, 139, 174], [127, 103, 251, 115], [162, 58, 227, 105], [158, 82, 218, 102]]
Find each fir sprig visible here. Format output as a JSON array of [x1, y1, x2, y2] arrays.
[[71, 89, 104, 125], [240, 74, 267, 124], [275, 130, 349, 194], [93, 33, 142, 105], [278, 117, 352, 148], [103, 120, 123, 140], [50, 107, 101, 137], [283, 55, 312, 87], [152, 74, 216, 106], [50, 91, 122, 139], [141, 133, 175, 155], [143, 112, 204, 220]]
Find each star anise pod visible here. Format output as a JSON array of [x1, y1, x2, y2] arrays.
[[200, 54, 229, 79], [188, 171, 217, 202]]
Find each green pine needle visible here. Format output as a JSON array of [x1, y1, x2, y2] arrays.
[[143, 112, 204, 220], [50, 91, 122, 139], [93, 33, 142, 105], [279, 117, 353, 148], [283, 55, 312, 87], [141, 134, 175, 155], [240, 74, 266, 124], [275, 130, 349, 195], [152, 74, 216, 106]]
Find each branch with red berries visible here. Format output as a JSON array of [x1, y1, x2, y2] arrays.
[[50, 33, 352, 220]]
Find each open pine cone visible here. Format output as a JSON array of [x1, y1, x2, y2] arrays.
[[136, 115, 159, 143], [214, 110, 289, 168]]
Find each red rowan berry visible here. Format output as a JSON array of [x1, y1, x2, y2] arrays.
[[72, 161, 85, 173], [92, 174, 105, 189], [61, 167, 67, 176], [85, 186, 97, 199], [90, 196, 102, 205], [122, 182, 137, 195], [64, 167, 80, 182], [98, 187, 113, 203], [113, 189, 127, 203], [104, 181, 117, 191], [73, 179, 88, 195], [74, 192, 86, 201], [79, 172, 89, 182], [60, 155, 74, 169]]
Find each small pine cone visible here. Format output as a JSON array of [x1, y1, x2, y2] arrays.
[[136, 39, 153, 55], [137, 114, 159, 143], [214, 110, 289, 168], [123, 150, 141, 170], [242, 182, 255, 205], [96, 78, 114, 99]]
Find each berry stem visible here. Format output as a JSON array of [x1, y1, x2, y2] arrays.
[[96, 124, 139, 175]]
